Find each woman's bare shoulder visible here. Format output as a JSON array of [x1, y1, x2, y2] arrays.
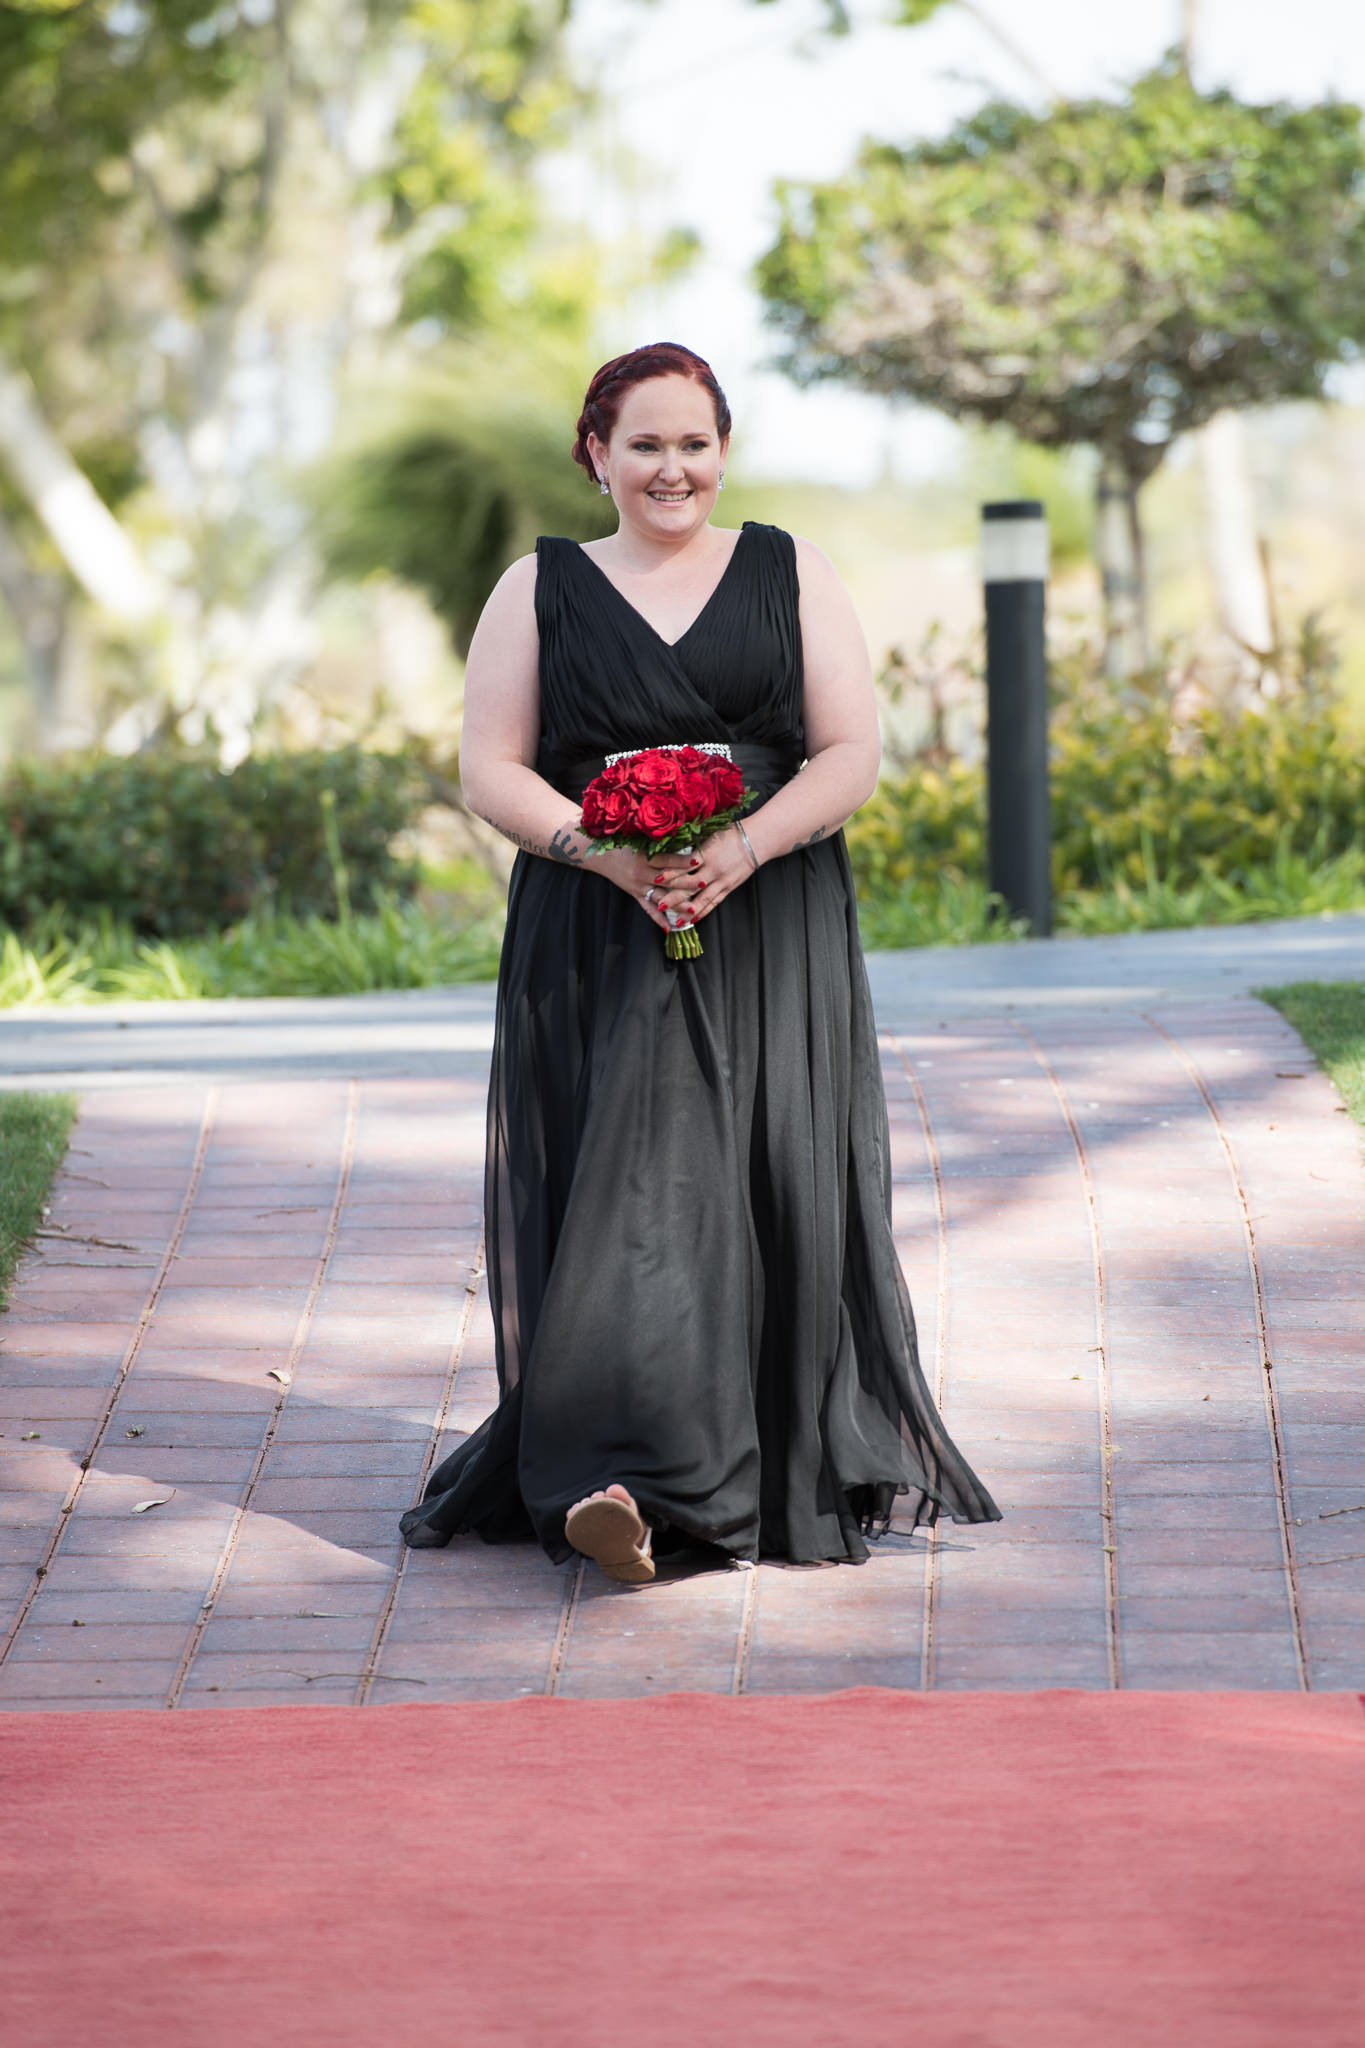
[[463, 553, 541, 675], [476, 551, 539, 622], [788, 533, 848, 595], [495, 550, 539, 593]]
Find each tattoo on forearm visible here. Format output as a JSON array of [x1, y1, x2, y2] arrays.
[[474, 807, 584, 866], [548, 825, 584, 867], [790, 825, 829, 851]]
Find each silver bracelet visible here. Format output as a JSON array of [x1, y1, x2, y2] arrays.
[[735, 820, 760, 873]]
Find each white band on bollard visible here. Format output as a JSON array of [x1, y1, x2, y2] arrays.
[[981, 511, 1050, 585]]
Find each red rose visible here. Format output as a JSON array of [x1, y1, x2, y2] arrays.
[[678, 769, 717, 819], [581, 771, 640, 837], [631, 750, 683, 791], [637, 791, 685, 838], [597, 760, 632, 790], [708, 759, 745, 808], [600, 788, 635, 832]]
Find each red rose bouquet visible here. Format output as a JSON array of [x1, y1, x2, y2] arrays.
[[579, 743, 753, 960]]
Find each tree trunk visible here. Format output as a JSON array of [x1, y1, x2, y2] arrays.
[[1198, 409, 1273, 658], [1095, 455, 1149, 677], [1180, 0, 1200, 74], [0, 506, 70, 745], [0, 356, 165, 623], [1126, 482, 1150, 671]]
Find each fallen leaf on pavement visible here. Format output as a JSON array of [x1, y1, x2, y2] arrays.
[[131, 1493, 175, 1514]]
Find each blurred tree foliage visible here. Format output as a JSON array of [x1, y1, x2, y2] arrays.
[[757, 60, 1365, 670], [0, 0, 593, 748], [312, 354, 614, 654], [963, 432, 1094, 570]]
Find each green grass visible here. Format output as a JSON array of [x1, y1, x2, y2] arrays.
[[1257, 981, 1365, 1127], [854, 874, 1029, 950], [1053, 846, 1365, 935], [0, 1093, 77, 1308], [858, 848, 1365, 950], [0, 898, 505, 1008], [1, 847, 1362, 1009], [857, 848, 1365, 950]]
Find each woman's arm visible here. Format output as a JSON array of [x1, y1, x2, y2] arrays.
[[458, 555, 685, 930], [457, 556, 587, 866], [653, 535, 880, 920], [742, 535, 881, 861]]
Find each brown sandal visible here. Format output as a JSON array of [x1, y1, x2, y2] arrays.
[[564, 1494, 656, 1583]]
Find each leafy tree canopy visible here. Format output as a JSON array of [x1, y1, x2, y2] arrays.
[[0, 0, 269, 302], [312, 352, 614, 655], [757, 60, 1365, 489], [0, 0, 595, 739], [0, 0, 584, 360]]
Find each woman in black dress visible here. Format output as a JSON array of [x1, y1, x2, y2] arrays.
[[400, 342, 999, 1579]]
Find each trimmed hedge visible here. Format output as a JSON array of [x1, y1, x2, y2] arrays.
[[847, 693, 1365, 905], [0, 747, 422, 936]]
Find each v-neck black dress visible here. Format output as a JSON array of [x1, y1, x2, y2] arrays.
[[401, 522, 999, 1564]]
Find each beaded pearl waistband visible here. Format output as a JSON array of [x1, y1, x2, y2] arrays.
[[540, 739, 802, 804]]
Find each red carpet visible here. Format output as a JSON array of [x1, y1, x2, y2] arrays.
[[3, 1689, 1363, 2048]]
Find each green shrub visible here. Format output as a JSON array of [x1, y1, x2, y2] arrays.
[[1049, 690, 1361, 894], [0, 746, 423, 936], [846, 761, 982, 903], [228, 749, 421, 919], [848, 687, 1365, 915]]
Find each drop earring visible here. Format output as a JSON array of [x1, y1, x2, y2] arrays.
[[598, 475, 610, 496], [718, 470, 726, 491]]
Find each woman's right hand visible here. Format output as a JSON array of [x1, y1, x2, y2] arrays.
[[596, 845, 703, 934]]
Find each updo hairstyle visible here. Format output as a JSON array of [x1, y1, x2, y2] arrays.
[[571, 343, 732, 482]]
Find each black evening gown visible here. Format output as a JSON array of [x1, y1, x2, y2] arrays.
[[401, 523, 1000, 1564]]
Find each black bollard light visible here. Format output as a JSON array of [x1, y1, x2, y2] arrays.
[[982, 499, 1052, 937]]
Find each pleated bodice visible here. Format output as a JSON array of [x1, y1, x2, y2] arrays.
[[534, 522, 806, 778]]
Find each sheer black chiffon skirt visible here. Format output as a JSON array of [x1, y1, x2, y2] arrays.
[[401, 803, 1001, 1566]]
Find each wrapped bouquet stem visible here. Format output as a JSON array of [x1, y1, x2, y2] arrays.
[[579, 743, 753, 961]]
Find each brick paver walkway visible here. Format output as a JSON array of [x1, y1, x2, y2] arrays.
[[2, 995, 1362, 1707]]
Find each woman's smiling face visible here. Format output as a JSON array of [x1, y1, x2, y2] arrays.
[[589, 374, 729, 542]]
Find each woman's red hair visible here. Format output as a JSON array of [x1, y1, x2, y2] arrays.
[[572, 343, 731, 480]]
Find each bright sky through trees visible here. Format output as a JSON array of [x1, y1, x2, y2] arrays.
[[558, 0, 1365, 484]]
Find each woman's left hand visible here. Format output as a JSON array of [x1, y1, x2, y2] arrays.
[[651, 824, 757, 926]]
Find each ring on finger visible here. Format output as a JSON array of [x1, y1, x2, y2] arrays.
[[644, 885, 659, 905]]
